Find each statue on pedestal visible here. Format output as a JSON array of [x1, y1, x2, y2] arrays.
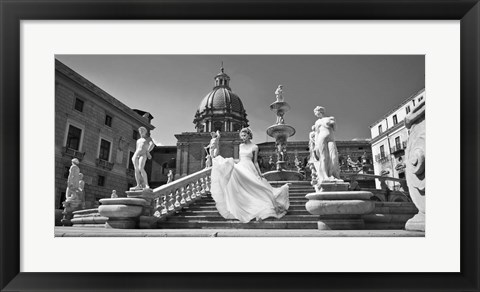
[[205, 130, 221, 158], [275, 85, 284, 102], [131, 126, 155, 191], [66, 158, 80, 201], [62, 158, 85, 226], [312, 106, 340, 184], [167, 170, 174, 183]]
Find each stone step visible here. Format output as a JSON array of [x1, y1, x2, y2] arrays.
[[173, 209, 312, 216], [363, 214, 415, 223], [372, 206, 418, 214], [183, 204, 308, 211], [159, 221, 317, 229], [166, 215, 319, 222]]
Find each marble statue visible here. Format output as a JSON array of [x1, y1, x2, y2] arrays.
[[404, 100, 425, 231], [268, 156, 275, 170], [167, 170, 174, 183], [276, 142, 286, 161], [275, 85, 284, 102], [77, 173, 85, 206], [308, 126, 316, 163], [66, 158, 80, 201], [205, 154, 212, 168], [312, 106, 340, 184], [62, 158, 85, 226], [205, 130, 221, 158], [111, 190, 118, 198], [131, 126, 155, 190], [294, 156, 303, 172]]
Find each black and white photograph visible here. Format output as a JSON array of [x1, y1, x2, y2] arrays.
[[54, 55, 426, 237]]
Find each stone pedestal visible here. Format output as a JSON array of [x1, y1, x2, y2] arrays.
[[61, 199, 84, 226], [305, 186, 375, 230], [99, 197, 149, 229]]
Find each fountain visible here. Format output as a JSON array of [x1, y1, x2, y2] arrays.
[[263, 85, 304, 181]]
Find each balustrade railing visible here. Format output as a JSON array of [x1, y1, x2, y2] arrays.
[[62, 147, 85, 160], [150, 168, 212, 219]]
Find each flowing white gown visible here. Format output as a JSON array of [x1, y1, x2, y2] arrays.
[[210, 144, 290, 223]]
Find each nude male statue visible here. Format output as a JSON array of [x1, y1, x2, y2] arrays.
[[131, 126, 155, 190]]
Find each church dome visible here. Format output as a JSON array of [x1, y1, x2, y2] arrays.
[[197, 87, 245, 113], [193, 65, 249, 132]]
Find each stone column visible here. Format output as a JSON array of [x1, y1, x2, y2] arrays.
[[174, 143, 183, 180], [181, 144, 189, 177]]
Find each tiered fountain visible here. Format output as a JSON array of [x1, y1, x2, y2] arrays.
[[263, 85, 304, 181]]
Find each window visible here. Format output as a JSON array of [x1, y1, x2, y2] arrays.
[[395, 136, 401, 149], [378, 125, 383, 134], [393, 115, 398, 125], [132, 129, 139, 140], [105, 114, 112, 127], [97, 175, 105, 186], [380, 145, 385, 158], [74, 98, 84, 112], [418, 96, 424, 102], [99, 139, 111, 161], [66, 125, 82, 150], [406, 106, 411, 114], [412, 99, 416, 107], [128, 151, 135, 170]]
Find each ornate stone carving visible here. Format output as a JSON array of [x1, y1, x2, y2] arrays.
[[404, 101, 425, 231]]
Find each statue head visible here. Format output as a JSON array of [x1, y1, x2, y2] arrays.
[[239, 127, 253, 140], [138, 126, 148, 137], [211, 130, 220, 138], [314, 106, 325, 117], [71, 158, 79, 165]]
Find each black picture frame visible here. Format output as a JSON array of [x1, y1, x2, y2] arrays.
[[1, 0, 479, 291]]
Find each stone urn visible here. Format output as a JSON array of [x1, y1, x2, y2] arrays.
[[404, 101, 425, 231]]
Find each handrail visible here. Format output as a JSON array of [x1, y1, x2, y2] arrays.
[[151, 168, 212, 219]]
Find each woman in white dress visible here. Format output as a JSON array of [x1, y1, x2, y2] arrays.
[[210, 128, 290, 223]]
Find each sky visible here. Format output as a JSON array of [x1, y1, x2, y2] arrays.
[[56, 55, 425, 146]]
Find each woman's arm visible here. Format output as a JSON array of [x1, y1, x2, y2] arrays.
[[252, 145, 264, 178]]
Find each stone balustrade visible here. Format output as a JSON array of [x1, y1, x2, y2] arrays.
[[151, 167, 212, 220]]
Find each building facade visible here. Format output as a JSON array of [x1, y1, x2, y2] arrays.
[[369, 88, 425, 189], [55, 60, 154, 209], [174, 66, 248, 179]]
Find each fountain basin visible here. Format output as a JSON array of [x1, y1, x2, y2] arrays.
[[263, 170, 304, 181], [266, 124, 295, 139]]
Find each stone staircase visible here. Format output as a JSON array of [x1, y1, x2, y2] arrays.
[[159, 181, 319, 229]]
